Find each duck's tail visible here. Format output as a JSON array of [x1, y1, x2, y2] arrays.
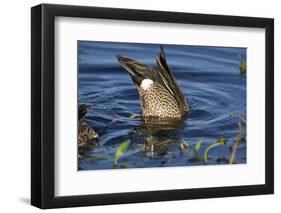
[[155, 46, 189, 113], [116, 54, 155, 86]]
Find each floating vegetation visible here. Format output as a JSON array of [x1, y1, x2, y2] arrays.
[[113, 140, 130, 167], [187, 140, 204, 163], [179, 139, 189, 151], [128, 113, 140, 119], [204, 136, 226, 164], [195, 140, 203, 152], [108, 118, 118, 125], [239, 54, 247, 75]]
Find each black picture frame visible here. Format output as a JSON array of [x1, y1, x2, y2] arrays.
[[31, 3, 274, 209]]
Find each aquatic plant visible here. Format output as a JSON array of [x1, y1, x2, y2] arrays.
[[179, 139, 189, 151], [239, 54, 247, 75], [227, 112, 246, 164], [187, 140, 204, 162], [228, 112, 246, 124], [113, 140, 130, 167], [195, 140, 203, 152], [204, 136, 226, 164], [229, 121, 244, 164]]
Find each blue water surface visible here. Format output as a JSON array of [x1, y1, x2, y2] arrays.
[[78, 41, 246, 170]]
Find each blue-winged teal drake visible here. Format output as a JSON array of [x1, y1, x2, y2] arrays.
[[78, 104, 99, 145], [117, 46, 189, 122]]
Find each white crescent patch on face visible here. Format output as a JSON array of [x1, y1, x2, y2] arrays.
[[140, 79, 153, 90]]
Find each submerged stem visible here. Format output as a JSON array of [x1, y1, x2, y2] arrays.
[[229, 121, 244, 164], [204, 143, 221, 164], [204, 137, 226, 164]]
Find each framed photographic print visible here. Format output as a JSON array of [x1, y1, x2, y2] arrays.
[[31, 3, 274, 209]]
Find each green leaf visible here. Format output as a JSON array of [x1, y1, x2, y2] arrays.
[[113, 140, 130, 166], [195, 140, 203, 152], [240, 63, 246, 75]]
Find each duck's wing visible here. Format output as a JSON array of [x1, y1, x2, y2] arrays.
[[154, 46, 189, 113], [117, 55, 156, 86], [79, 104, 89, 122]]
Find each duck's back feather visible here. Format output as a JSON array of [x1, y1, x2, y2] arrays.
[[154, 47, 189, 113]]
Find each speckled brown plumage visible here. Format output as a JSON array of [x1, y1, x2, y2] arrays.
[[78, 104, 99, 145], [117, 46, 189, 122], [78, 122, 99, 145], [140, 83, 181, 120]]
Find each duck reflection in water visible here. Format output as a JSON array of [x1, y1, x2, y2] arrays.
[[128, 120, 189, 158]]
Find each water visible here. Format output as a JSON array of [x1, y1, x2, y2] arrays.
[[78, 41, 246, 170]]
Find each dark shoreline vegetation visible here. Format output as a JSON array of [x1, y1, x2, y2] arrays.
[[78, 41, 246, 170]]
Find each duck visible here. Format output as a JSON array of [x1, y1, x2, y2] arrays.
[[117, 46, 189, 122], [78, 104, 99, 145]]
